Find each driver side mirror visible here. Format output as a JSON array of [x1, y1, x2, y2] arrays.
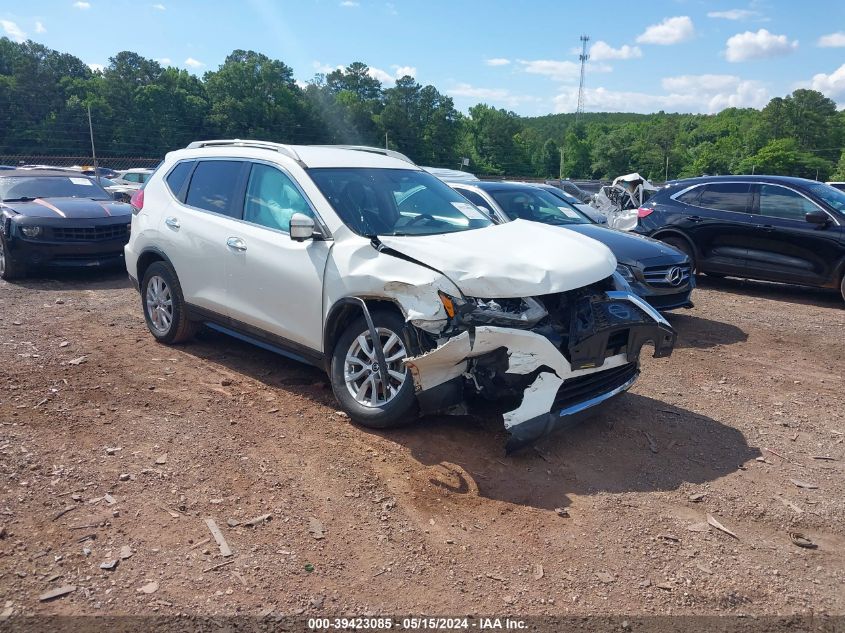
[[290, 213, 316, 241], [805, 210, 829, 226]]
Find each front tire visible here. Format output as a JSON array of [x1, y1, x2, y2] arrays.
[[840, 273, 845, 303], [0, 233, 25, 281], [330, 310, 418, 429], [140, 261, 198, 344]]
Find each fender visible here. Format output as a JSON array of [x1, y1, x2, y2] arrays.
[[134, 246, 177, 288]]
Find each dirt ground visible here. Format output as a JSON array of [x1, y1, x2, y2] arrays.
[[0, 270, 843, 622]]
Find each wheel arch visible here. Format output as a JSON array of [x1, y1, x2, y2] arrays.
[[322, 297, 406, 372], [136, 247, 176, 286], [651, 229, 699, 263]]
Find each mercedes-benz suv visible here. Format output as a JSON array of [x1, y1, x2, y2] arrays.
[[125, 140, 676, 451]]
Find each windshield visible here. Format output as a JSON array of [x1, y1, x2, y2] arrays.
[[807, 183, 845, 213], [0, 176, 110, 201], [490, 188, 590, 226], [307, 168, 493, 237]]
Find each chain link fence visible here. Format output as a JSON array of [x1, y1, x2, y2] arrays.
[[0, 155, 161, 170]]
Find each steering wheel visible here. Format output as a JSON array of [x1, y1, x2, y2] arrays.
[[405, 213, 435, 226]]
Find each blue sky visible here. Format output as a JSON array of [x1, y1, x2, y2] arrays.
[[3, 0, 845, 115]]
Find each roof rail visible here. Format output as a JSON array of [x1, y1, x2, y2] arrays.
[[313, 145, 415, 165], [185, 139, 302, 163]]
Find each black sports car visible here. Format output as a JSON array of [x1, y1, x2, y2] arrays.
[[634, 175, 845, 302], [448, 181, 695, 311], [0, 170, 132, 279]]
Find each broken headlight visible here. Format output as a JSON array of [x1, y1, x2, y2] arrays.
[[440, 292, 548, 328]]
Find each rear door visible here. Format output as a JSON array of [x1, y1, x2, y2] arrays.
[[745, 183, 841, 285], [224, 161, 329, 353], [160, 159, 248, 316], [677, 182, 756, 273]]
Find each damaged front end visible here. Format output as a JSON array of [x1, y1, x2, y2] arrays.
[[405, 277, 676, 452]]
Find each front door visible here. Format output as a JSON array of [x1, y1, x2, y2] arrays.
[[225, 162, 329, 354], [745, 183, 841, 285]]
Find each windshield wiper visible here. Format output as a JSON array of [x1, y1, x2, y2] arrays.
[[2, 196, 36, 202]]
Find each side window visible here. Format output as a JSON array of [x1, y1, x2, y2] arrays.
[[123, 173, 139, 183], [138, 173, 150, 183], [165, 161, 193, 199], [243, 163, 312, 232], [676, 186, 702, 206], [185, 161, 244, 217], [698, 183, 750, 213], [759, 185, 819, 220], [456, 188, 494, 216]]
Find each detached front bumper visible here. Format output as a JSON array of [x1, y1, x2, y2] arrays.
[[405, 291, 676, 452]]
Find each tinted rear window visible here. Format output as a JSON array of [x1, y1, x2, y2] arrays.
[[165, 162, 193, 198], [675, 187, 702, 205], [185, 161, 244, 217], [698, 183, 750, 213]]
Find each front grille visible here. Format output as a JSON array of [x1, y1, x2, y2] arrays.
[[642, 263, 691, 288], [553, 362, 638, 411], [50, 224, 129, 242]]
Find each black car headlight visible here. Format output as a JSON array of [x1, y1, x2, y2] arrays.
[[20, 225, 43, 238], [439, 292, 547, 328], [615, 263, 635, 281]]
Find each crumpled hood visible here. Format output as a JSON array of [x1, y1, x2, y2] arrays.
[[2, 197, 131, 219], [564, 224, 689, 267], [378, 219, 616, 298]]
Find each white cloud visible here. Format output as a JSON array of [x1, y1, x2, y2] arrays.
[[552, 73, 768, 115], [447, 83, 538, 109], [818, 32, 845, 48], [73, 1, 92, 9], [518, 58, 612, 82], [156, 57, 171, 65], [589, 41, 642, 61], [485, 58, 511, 66], [312, 61, 342, 74], [184, 57, 204, 68], [636, 16, 695, 45], [810, 63, 845, 99], [340, 1, 359, 6], [724, 28, 797, 62], [392, 65, 416, 78], [707, 9, 757, 20], [88, 63, 104, 72], [152, 3, 166, 9], [368, 66, 394, 83], [34, 21, 46, 34], [1, 20, 26, 43]]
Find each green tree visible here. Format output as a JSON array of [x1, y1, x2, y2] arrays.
[[737, 138, 834, 180]]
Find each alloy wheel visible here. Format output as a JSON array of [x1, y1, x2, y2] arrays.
[[344, 327, 408, 407], [0, 239, 5, 277], [145, 275, 174, 334]]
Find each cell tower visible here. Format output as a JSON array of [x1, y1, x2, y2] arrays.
[[576, 34, 590, 121]]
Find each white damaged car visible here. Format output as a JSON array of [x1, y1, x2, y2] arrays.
[[125, 140, 676, 451]]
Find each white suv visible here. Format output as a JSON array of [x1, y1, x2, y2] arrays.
[[125, 140, 676, 451]]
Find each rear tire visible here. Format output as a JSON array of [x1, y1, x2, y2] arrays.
[[661, 236, 697, 274], [840, 273, 845, 303], [0, 233, 25, 281], [140, 261, 198, 344], [330, 309, 418, 429]]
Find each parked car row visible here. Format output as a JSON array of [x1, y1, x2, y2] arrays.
[[3, 142, 842, 452]]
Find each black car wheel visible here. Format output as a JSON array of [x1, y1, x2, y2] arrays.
[[140, 261, 198, 344], [661, 236, 697, 273], [330, 309, 418, 429], [0, 233, 25, 281]]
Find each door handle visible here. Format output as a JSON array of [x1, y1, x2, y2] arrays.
[[757, 224, 775, 232], [226, 237, 247, 252], [164, 216, 180, 229], [687, 215, 703, 223]]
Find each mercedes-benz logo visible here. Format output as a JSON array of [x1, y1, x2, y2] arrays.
[[665, 266, 684, 286]]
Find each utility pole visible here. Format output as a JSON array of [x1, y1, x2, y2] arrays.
[[665, 154, 669, 182], [576, 35, 590, 122], [87, 104, 99, 185], [559, 146, 565, 180], [385, 132, 388, 150]]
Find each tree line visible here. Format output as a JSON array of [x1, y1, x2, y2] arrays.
[[1, 37, 844, 181]]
